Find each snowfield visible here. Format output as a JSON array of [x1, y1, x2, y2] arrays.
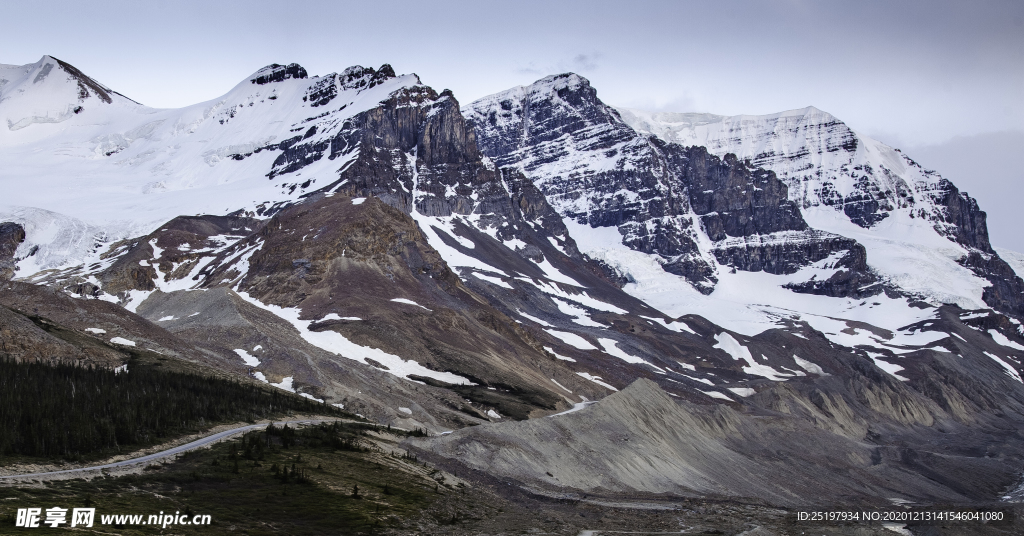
[[1, 56, 418, 272]]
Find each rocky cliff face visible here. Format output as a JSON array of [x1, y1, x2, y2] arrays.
[[929, 179, 1024, 316], [618, 106, 1024, 317], [617, 107, 911, 226], [464, 74, 876, 297], [250, 63, 308, 85], [0, 222, 25, 281]]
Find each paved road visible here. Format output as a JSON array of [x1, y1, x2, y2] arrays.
[[0, 419, 338, 480]]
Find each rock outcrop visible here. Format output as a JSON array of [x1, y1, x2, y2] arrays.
[[250, 63, 308, 85], [0, 222, 25, 281]]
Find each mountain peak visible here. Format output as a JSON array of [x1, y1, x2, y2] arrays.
[[0, 55, 129, 131], [250, 63, 309, 85], [527, 72, 591, 95], [468, 73, 595, 108], [1, 55, 116, 105], [376, 63, 396, 79], [339, 64, 398, 88], [46, 56, 113, 104]]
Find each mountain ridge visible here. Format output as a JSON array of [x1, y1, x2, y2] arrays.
[[615, 103, 1024, 316], [2, 57, 1024, 509]]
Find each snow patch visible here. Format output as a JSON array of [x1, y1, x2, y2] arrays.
[[234, 348, 261, 367], [109, 337, 135, 346], [518, 310, 553, 327], [390, 298, 432, 311], [271, 376, 295, 392], [410, 214, 509, 274], [520, 277, 626, 313], [552, 297, 604, 327], [575, 372, 617, 391], [597, 337, 664, 372], [984, 351, 1023, 383], [300, 393, 324, 403], [866, 353, 909, 381], [320, 313, 362, 321], [122, 289, 154, 313], [531, 257, 584, 287], [713, 332, 790, 381], [545, 329, 597, 350], [989, 330, 1024, 352], [544, 346, 576, 362], [472, 271, 513, 289], [681, 374, 714, 386], [641, 315, 696, 334], [549, 401, 596, 417], [550, 378, 573, 393], [793, 355, 827, 376], [960, 312, 989, 320]]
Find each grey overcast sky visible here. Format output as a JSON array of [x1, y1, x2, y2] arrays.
[[4, 0, 1024, 248]]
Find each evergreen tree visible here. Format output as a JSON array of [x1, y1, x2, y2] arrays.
[[0, 359, 340, 459]]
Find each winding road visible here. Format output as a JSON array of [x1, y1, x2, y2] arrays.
[[0, 419, 338, 480]]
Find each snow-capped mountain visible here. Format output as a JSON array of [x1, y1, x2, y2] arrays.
[[2, 56, 718, 426], [464, 74, 1024, 342], [0, 58, 420, 272], [3, 57, 1024, 506], [616, 106, 1024, 317], [462, 74, 878, 298], [0, 55, 131, 129]]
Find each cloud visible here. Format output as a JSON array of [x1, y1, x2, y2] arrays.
[[561, 53, 600, 72], [515, 62, 543, 76], [515, 52, 602, 77]]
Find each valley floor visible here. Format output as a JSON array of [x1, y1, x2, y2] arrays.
[[2, 421, 1020, 535]]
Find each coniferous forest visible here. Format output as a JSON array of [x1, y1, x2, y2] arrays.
[[0, 358, 342, 460]]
